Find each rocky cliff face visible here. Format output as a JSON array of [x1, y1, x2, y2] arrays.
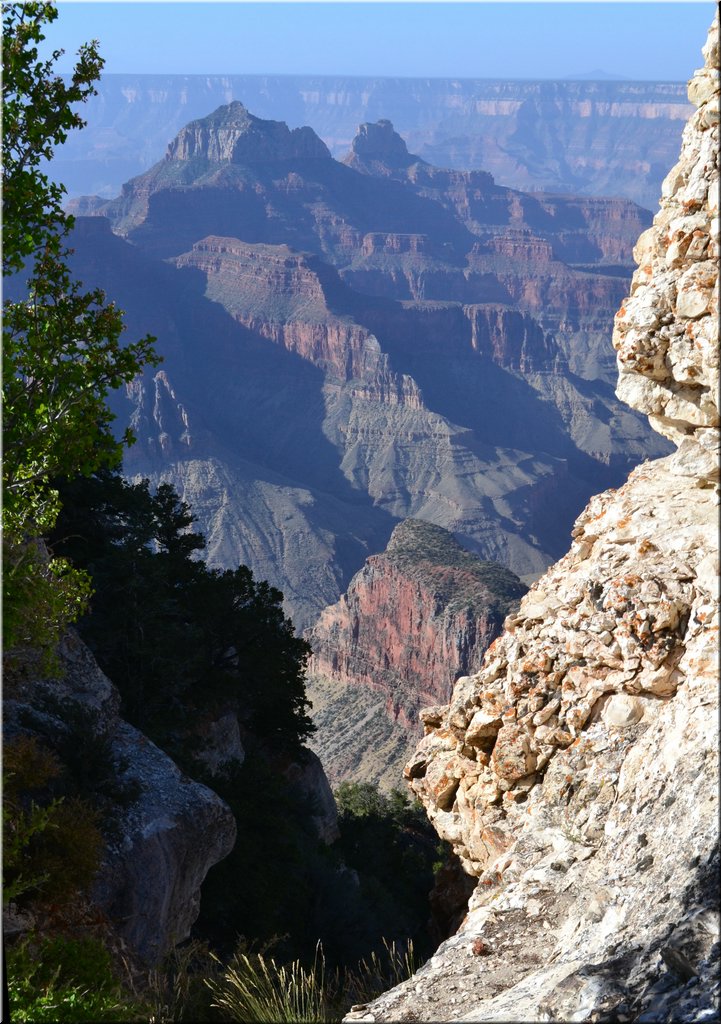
[[348, 16, 719, 1023], [54, 75, 691, 211], [343, 119, 429, 177], [4, 630, 237, 964], [167, 100, 331, 163], [306, 520, 526, 789], [57, 96, 670, 632]]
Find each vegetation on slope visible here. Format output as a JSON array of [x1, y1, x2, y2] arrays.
[[2, 1, 157, 684], [52, 470, 314, 754], [386, 518, 527, 615]]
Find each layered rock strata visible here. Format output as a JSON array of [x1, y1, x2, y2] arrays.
[[306, 520, 526, 788], [55, 75, 692, 210], [167, 100, 331, 163], [57, 92, 670, 631], [347, 15, 719, 1023], [343, 118, 429, 177]]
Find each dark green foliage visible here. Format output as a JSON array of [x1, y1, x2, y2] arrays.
[[2, 535, 92, 686], [194, 759, 442, 975], [2, 2, 100, 278], [193, 751, 403, 971], [2, 2, 157, 676], [21, 696, 144, 833], [193, 748, 328, 961], [3, 733, 105, 910], [1, 12, 445, 1004], [145, 939, 221, 1022], [6, 934, 145, 1022], [333, 782, 446, 963], [52, 470, 314, 752]]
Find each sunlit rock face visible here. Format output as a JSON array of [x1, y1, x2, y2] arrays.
[[305, 520, 526, 790], [167, 100, 332, 164], [347, 15, 719, 1023]]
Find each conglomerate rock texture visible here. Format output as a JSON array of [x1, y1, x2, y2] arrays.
[[347, 15, 719, 1023]]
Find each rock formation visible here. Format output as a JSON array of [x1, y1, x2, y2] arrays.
[[167, 100, 331, 163], [54, 101, 671, 631], [54, 75, 691, 211], [347, 15, 719, 1023], [306, 520, 526, 789], [283, 750, 340, 844], [4, 630, 237, 964], [343, 119, 429, 177]]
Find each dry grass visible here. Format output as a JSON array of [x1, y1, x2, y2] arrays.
[[206, 938, 420, 1023]]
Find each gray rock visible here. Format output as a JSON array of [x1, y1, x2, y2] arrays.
[[284, 749, 339, 844], [4, 630, 236, 964]]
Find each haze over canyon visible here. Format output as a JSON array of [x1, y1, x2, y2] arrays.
[[56, 74, 691, 211], [62, 104, 672, 639], [4, 5, 718, 1022]]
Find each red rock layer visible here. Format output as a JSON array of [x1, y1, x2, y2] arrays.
[[307, 521, 525, 731]]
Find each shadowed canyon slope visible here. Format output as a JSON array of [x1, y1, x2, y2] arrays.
[[55, 75, 691, 211], [64, 103, 669, 628], [347, 17, 719, 1023], [306, 519, 527, 790]]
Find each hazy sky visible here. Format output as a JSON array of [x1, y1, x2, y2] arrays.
[[47, 1, 713, 81]]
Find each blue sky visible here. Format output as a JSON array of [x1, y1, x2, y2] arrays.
[[47, 2, 713, 80]]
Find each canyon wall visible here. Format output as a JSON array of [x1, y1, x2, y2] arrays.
[[347, 15, 719, 1023], [306, 520, 526, 789], [54, 104, 670, 630], [54, 75, 690, 210], [4, 630, 237, 964]]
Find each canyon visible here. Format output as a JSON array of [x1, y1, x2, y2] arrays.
[[348, 15, 719, 1022], [61, 106, 669, 633], [306, 519, 527, 790], [4, 7, 718, 1017], [55, 75, 691, 211]]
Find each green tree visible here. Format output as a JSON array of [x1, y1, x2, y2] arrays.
[[333, 781, 444, 961], [53, 471, 314, 750], [2, 2, 157, 673]]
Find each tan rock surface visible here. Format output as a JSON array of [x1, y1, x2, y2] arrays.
[[347, 14, 719, 1023]]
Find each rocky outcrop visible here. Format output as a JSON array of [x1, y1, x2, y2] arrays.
[[613, 63, 719, 461], [347, 15, 719, 1023], [306, 520, 526, 789], [4, 630, 237, 964], [167, 100, 331, 163], [343, 119, 429, 177], [283, 750, 340, 844]]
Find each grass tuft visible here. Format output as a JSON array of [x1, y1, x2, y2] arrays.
[[207, 941, 329, 1022], [207, 938, 419, 1023]]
